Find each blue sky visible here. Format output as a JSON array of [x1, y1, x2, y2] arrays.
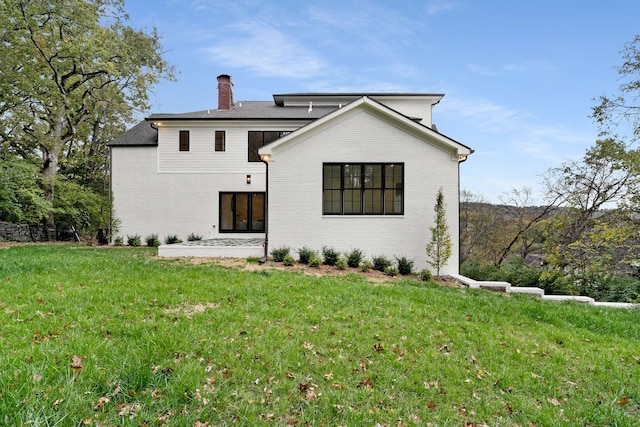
[[124, 0, 639, 203]]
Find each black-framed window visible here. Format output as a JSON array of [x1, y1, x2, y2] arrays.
[[215, 130, 225, 152], [248, 131, 289, 162], [323, 163, 404, 215], [220, 192, 265, 232], [179, 130, 190, 151]]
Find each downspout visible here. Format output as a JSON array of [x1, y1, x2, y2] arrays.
[[108, 146, 112, 243], [457, 151, 472, 273], [259, 154, 270, 263]]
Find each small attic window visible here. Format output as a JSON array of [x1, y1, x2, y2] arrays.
[[215, 130, 225, 152], [179, 130, 190, 151]]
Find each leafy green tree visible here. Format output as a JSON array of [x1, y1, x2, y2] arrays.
[[542, 139, 640, 294], [494, 187, 559, 266], [0, 0, 175, 230], [426, 188, 452, 277], [593, 35, 640, 141], [0, 157, 51, 224]]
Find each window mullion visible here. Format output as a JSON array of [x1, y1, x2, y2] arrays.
[[247, 194, 253, 232], [381, 164, 386, 215], [360, 164, 365, 215], [340, 164, 344, 215]]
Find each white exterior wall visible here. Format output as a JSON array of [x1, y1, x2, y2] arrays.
[[112, 120, 312, 242], [373, 97, 437, 126], [156, 121, 302, 173], [267, 108, 461, 274], [111, 145, 265, 243]]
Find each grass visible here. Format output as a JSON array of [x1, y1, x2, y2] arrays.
[[1, 244, 640, 426]]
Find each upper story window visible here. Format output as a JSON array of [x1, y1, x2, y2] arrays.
[[215, 130, 225, 152], [179, 130, 190, 151], [248, 131, 289, 162], [323, 163, 404, 215]]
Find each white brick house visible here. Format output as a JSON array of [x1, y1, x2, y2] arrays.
[[110, 75, 472, 274]]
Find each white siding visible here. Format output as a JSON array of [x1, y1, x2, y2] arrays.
[[374, 98, 435, 126], [111, 146, 265, 242], [267, 108, 460, 274], [156, 122, 304, 173]]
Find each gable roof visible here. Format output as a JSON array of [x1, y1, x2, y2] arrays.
[[109, 120, 158, 146], [259, 96, 472, 159]]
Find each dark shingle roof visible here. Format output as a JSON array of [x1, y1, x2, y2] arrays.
[[146, 101, 339, 121], [109, 120, 157, 146], [272, 93, 444, 107]]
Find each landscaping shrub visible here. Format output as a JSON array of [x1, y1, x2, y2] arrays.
[[419, 269, 432, 282], [187, 233, 203, 241], [595, 277, 640, 303], [346, 248, 364, 268], [164, 235, 183, 244], [271, 246, 291, 262], [396, 256, 414, 275], [308, 251, 321, 268], [336, 256, 348, 270], [384, 266, 398, 277], [497, 257, 543, 287], [460, 258, 499, 281], [127, 234, 141, 247], [297, 246, 314, 264], [360, 259, 373, 272], [113, 236, 123, 246], [145, 233, 160, 247], [282, 253, 296, 267], [372, 255, 392, 272], [322, 246, 340, 266]]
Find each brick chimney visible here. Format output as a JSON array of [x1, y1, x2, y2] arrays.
[[217, 74, 234, 110]]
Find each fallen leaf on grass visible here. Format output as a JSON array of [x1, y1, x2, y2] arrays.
[[618, 397, 630, 406], [117, 403, 141, 417], [357, 377, 373, 389], [94, 396, 110, 411], [71, 355, 84, 374], [548, 397, 562, 406], [504, 401, 513, 414]]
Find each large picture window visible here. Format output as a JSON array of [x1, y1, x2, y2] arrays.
[[220, 192, 265, 232], [248, 131, 289, 162], [323, 163, 403, 215]]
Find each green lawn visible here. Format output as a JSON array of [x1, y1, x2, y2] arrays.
[[1, 244, 639, 426]]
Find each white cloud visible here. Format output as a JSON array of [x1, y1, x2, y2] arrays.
[[438, 95, 593, 167], [425, 1, 460, 15], [467, 60, 553, 77], [202, 22, 326, 79]]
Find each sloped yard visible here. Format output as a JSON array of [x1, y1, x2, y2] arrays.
[[1, 244, 639, 426]]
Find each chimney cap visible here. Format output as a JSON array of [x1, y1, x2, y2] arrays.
[[217, 74, 232, 81]]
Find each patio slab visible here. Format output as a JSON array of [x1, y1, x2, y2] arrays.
[[158, 238, 265, 258]]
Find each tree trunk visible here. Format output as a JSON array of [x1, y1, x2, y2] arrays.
[[41, 147, 59, 229]]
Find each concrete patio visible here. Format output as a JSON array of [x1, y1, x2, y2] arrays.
[[158, 238, 265, 259]]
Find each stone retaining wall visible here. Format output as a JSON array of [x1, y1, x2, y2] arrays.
[[0, 221, 55, 242]]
